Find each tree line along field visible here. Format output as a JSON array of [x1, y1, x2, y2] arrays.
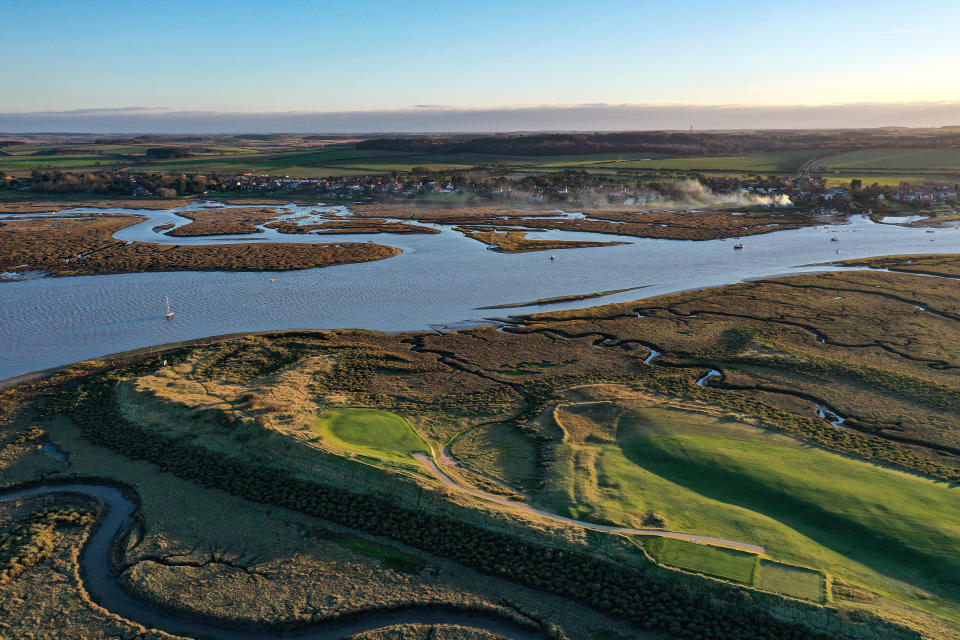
[[3, 262, 960, 638]]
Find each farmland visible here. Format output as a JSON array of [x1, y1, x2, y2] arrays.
[[4, 133, 960, 187], [0, 143, 848, 178], [821, 147, 960, 170]]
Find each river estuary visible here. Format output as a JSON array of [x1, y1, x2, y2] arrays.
[[2, 201, 959, 380]]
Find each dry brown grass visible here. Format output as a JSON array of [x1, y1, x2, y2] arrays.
[[453, 227, 626, 252], [0, 494, 177, 640], [352, 203, 819, 241], [0, 215, 401, 277], [553, 402, 623, 444], [0, 198, 188, 213], [165, 207, 279, 236]]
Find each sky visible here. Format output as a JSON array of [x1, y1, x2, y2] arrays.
[[1, 0, 959, 132]]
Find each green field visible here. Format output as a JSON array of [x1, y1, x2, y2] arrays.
[[585, 149, 832, 173], [0, 139, 840, 177], [822, 174, 960, 187], [535, 405, 960, 620], [820, 147, 960, 170], [314, 407, 429, 462], [0, 143, 421, 176], [755, 559, 826, 602], [643, 536, 758, 584]]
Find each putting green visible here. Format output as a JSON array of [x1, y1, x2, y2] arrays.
[[315, 408, 429, 461]]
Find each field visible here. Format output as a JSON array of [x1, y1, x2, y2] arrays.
[[643, 537, 758, 584], [0, 141, 415, 177], [585, 149, 831, 173], [0, 145, 834, 178], [820, 147, 960, 170], [315, 407, 431, 462], [5, 135, 960, 193], [755, 560, 826, 602], [822, 173, 960, 187]]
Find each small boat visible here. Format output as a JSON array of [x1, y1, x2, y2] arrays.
[[165, 295, 174, 320], [550, 254, 557, 261], [733, 243, 744, 250], [830, 236, 839, 242]]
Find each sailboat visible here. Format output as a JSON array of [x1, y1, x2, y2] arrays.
[[165, 296, 174, 320]]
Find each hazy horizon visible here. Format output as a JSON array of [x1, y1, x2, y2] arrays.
[[3, 101, 960, 135]]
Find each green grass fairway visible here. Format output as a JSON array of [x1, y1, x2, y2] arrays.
[[314, 408, 429, 462], [755, 560, 825, 602], [535, 405, 960, 620], [644, 536, 758, 584]]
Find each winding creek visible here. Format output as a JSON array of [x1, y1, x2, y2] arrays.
[[3, 201, 960, 380], [0, 482, 549, 640]]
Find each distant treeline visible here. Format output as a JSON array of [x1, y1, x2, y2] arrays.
[[357, 130, 960, 157], [144, 147, 193, 159], [94, 135, 204, 144], [15, 170, 211, 196]]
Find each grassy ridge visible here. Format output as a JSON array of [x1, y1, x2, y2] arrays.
[[537, 406, 960, 620]]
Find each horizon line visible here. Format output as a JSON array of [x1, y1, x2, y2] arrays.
[[3, 101, 960, 134]]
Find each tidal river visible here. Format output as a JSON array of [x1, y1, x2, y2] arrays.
[[2, 202, 958, 380]]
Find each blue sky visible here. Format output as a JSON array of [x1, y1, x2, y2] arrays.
[[1, 1, 958, 130]]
